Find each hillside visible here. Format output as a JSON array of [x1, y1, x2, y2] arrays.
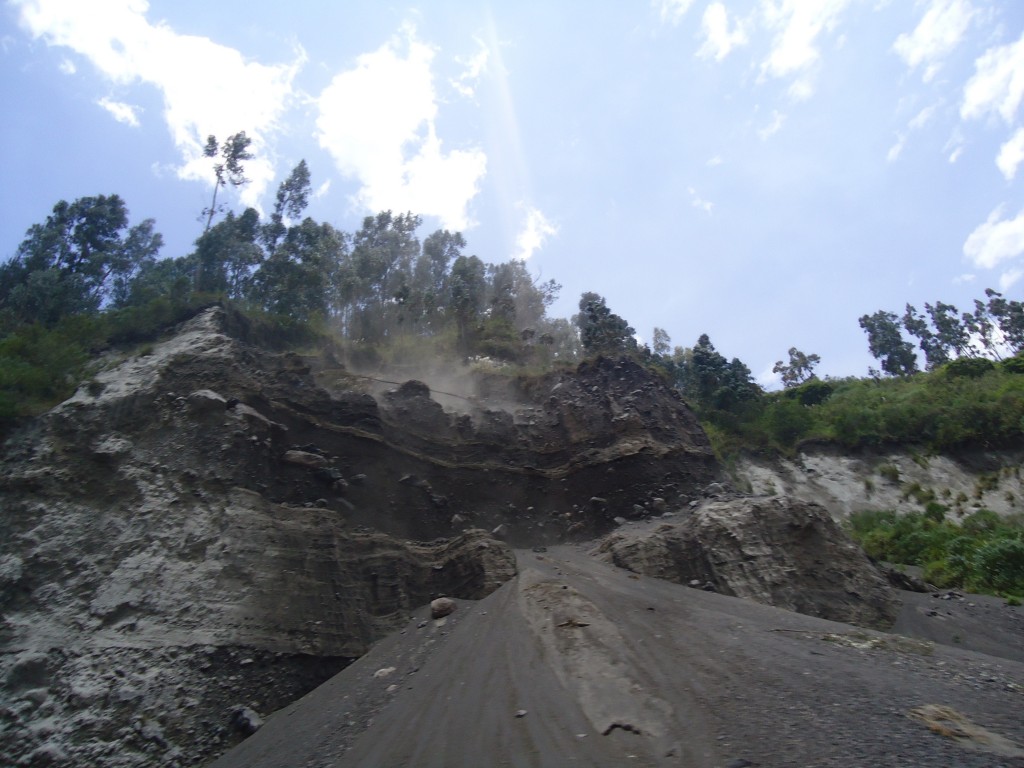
[[0, 306, 1022, 767]]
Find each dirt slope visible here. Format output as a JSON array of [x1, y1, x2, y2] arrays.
[[214, 546, 1024, 768]]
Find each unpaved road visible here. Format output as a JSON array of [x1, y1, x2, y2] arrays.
[[213, 546, 1024, 768]]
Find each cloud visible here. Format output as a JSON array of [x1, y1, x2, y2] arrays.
[[888, 104, 939, 162], [996, 126, 1024, 180], [758, 109, 786, 140], [313, 179, 331, 200], [952, 272, 976, 284], [14, 0, 304, 210], [886, 133, 905, 162], [999, 267, 1023, 291], [697, 3, 748, 62], [963, 204, 1024, 270], [893, 0, 975, 82], [513, 205, 557, 261], [450, 38, 489, 98], [759, 0, 851, 95], [707, 154, 724, 166], [687, 186, 713, 214], [316, 25, 487, 231], [654, 0, 695, 26], [97, 96, 140, 127], [961, 30, 1024, 123], [58, 57, 74, 74]]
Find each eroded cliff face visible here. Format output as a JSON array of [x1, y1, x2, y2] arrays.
[[0, 306, 718, 767]]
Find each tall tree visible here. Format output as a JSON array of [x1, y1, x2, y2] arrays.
[[202, 131, 253, 234], [262, 160, 312, 254], [652, 327, 672, 357], [859, 310, 918, 376], [575, 292, 636, 354], [1, 195, 162, 326], [902, 304, 948, 369], [772, 347, 821, 388]]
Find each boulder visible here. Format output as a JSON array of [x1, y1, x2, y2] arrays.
[[596, 496, 899, 629]]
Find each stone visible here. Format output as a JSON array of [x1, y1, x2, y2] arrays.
[[431, 597, 457, 619], [230, 706, 263, 736], [597, 496, 900, 629], [282, 450, 328, 469]]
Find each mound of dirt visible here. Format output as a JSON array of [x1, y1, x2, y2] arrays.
[[212, 546, 1024, 768]]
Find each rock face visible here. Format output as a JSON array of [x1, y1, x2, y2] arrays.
[[0, 305, 716, 767], [596, 496, 900, 629]]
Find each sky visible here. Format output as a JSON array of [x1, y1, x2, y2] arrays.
[[2, 0, 1024, 385]]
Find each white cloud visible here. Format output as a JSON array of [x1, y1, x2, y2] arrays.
[[759, 0, 851, 94], [909, 104, 938, 129], [996, 126, 1024, 180], [316, 25, 487, 231], [97, 96, 140, 127], [450, 38, 489, 98], [961, 30, 1024, 123], [707, 154, 724, 166], [654, 0, 695, 26], [886, 133, 905, 162], [687, 186, 713, 214], [999, 267, 1023, 291], [697, 3, 748, 62], [513, 205, 557, 261], [15, 0, 304, 211], [313, 179, 331, 200], [893, 0, 975, 82], [952, 272, 976, 284], [758, 109, 786, 140], [963, 204, 1024, 270], [949, 145, 964, 162], [58, 57, 74, 74]]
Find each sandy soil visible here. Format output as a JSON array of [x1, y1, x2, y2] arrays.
[[211, 545, 1024, 768]]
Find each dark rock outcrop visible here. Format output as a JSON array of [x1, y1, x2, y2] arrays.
[[596, 496, 900, 629]]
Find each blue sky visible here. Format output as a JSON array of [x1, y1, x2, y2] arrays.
[[2, 0, 1023, 384]]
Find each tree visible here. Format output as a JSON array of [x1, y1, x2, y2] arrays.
[[192, 208, 263, 296], [859, 310, 918, 376], [772, 347, 821, 388], [902, 304, 947, 370], [1, 195, 162, 327], [448, 255, 487, 351], [262, 160, 312, 254], [575, 292, 636, 354], [202, 132, 254, 234], [652, 327, 672, 357]]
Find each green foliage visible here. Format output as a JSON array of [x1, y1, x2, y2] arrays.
[[785, 378, 833, 406], [1003, 356, 1024, 374], [945, 357, 995, 378], [848, 508, 1024, 597], [575, 292, 637, 355], [772, 347, 821, 388]]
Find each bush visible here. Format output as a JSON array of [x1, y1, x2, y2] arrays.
[[1002, 356, 1024, 374], [945, 357, 995, 378]]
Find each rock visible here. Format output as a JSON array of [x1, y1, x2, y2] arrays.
[[514, 709, 528, 718], [596, 496, 900, 629], [282, 450, 329, 469], [187, 389, 228, 414], [431, 597, 457, 619], [230, 706, 263, 736], [492, 524, 509, 539]]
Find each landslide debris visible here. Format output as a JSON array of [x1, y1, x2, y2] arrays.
[[596, 495, 901, 629]]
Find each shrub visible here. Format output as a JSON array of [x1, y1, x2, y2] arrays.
[[1001, 356, 1024, 375], [945, 357, 995, 378]]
